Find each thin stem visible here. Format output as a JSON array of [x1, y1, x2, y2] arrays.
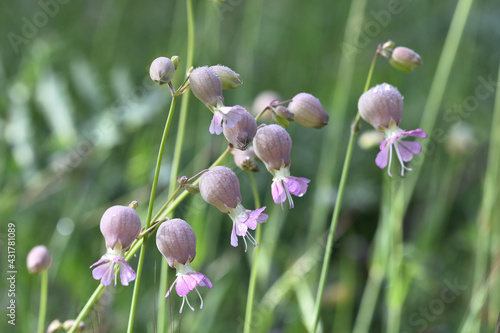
[[37, 270, 48, 333], [243, 171, 263, 333], [310, 49, 380, 333], [158, 1, 195, 330], [68, 284, 106, 333], [127, 94, 178, 333]]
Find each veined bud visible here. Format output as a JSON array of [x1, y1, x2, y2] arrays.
[[100, 205, 142, 251], [358, 83, 403, 129], [232, 147, 259, 172], [149, 57, 176, 84], [156, 218, 197, 268], [27, 245, 52, 274], [390, 46, 422, 73], [253, 124, 292, 171], [199, 166, 242, 213], [171, 56, 180, 69], [288, 93, 329, 129], [210, 65, 242, 90], [223, 107, 257, 150], [189, 66, 224, 108]]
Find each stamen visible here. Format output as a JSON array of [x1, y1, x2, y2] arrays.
[[284, 180, 294, 209], [387, 144, 393, 177], [195, 287, 203, 309], [184, 295, 195, 312], [246, 232, 258, 248]]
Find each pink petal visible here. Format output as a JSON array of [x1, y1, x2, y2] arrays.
[[91, 261, 114, 287], [397, 141, 422, 162], [235, 221, 248, 237], [271, 180, 286, 204], [246, 207, 268, 229], [175, 273, 212, 296], [209, 112, 224, 135], [117, 259, 137, 286], [165, 277, 178, 298], [375, 144, 390, 169], [222, 107, 244, 129], [403, 128, 427, 138], [230, 224, 238, 247], [284, 176, 310, 197]]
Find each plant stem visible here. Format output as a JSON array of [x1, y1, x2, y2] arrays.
[[243, 171, 263, 333], [310, 49, 380, 333], [158, 0, 194, 330], [37, 270, 48, 333], [68, 284, 106, 333], [127, 94, 178, 333]]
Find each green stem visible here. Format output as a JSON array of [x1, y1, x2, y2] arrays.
[[158, 1, 194, 330], [127, 94, 178, 333], [310, 49, 380, 333], [68, 284, 106, 333], [37, 270, 48, 333], [243, 171, 263, 333]]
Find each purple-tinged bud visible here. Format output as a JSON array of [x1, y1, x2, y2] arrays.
[[253, 124, 291, 171], [156, 218, 197, 268], [100, 205, 141, 251], [210, 65, 242, 90], [358, 83, 403, 130], [149, 57, 176, 84], [223, 107, 257, 150], [199, 166, 242, 213], [390, 47, 422, 73], [189, 66, 224, 108], [232, 147, 259, 172], [27, 245, 52, 274], [288, 93, 329, 129]]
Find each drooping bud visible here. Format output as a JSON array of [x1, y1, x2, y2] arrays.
[[171, 56, 180, 69], [253, 124, 292, 171], [156, 218, 197, 268], [223, 107, 257, 150], [27, 245, 52, 274], [189, 66, 224, 108], [100, 205, 141, 251], [199, 166, 242, 213], [390, 47, 422, 73], [149, 57, 176, 84], [288, 93, 329, 129], [232, 147, 259, 172], [210, 65, 242, 90], [358, 83, 403, 129]]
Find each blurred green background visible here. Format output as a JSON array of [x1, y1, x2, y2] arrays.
[[1, 0, 499, 332]]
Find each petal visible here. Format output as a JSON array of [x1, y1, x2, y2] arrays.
[[375, 144, 390, 169], [117, 259, 137, 286], [175, 273, 211, 296], [92, 262, 114, 287], [90, 258, 109, 269], [209, 112, 224, 135], [222, 107, 244, 129], [165, 278, 178, 298], [284, 176, 310, 197], [235, 220, 248, 236], [403, 128, 427, 138], [397, 140, 422, 162], [230, 223, 238, 247], [199, 275, 213, 289], [246, 207, 268, 229], [271, 180, 287, 204]]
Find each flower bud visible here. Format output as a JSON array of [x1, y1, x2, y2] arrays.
[[47, 320, 62, 333], [27, 245, 52, 274], [274, 105, 294, 121], [156, 218, 197, 268], [63, 320, 85, 332], [149, 57, 176, 84], [171, 56, 180, 69], [358, 83, 403, 129], [199, 166, 242, 213], [189, 66, 224, 108], [100, 205, 141, 251], [390, 47, 422, 73], [232, 147, 259, 172], [253, 124, 292, 171], [223, 107, 257, 150], [288, 93, 329, 129], [210, 65, 242, 90]]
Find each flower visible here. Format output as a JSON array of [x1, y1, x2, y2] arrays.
[[288, 92, 329, 129], [149, 57, 176, 84], [253, 124, 310, 208], [156, 218, 212, 313], [358, 83, 427, 176], [90, 204, 141, 287], [189, 66, 224, 109], [210, 105, 244, 135], [199, 166, 268, 251], [390, 46, 422, 73]]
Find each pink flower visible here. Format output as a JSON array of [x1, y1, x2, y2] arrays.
[[209, 105, 244, 135], [271, 166, 310, 209], [228, 205, 268, 251], [90, 253, 136, 287], [165, 262, 213, 313]]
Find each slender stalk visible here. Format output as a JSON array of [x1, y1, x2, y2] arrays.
[[68, 284, 106, 333], [310, 49, 380, 332], [158, 1, 195, 331], [37, 270, 48, 333], [243, 171, 263, 333], [127, 94, 178, 333]]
